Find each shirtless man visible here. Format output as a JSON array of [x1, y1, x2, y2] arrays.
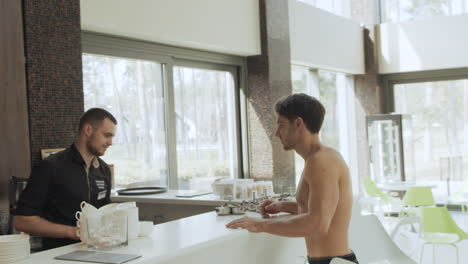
[[227, 93, 358, 264]]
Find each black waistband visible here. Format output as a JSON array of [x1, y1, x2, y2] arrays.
[[308, 251, 358, 264]]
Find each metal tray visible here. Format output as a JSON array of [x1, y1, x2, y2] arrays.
[[116, 187, 167, 195]]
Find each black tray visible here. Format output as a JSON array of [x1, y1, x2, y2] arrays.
[[116, 187, 167, 195]]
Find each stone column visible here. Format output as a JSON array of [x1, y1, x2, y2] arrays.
[[350, 0, 384, 184], [23, 0, 84, 166], [246, 0, 295, 192]]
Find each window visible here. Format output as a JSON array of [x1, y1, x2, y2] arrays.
[[393, 79, 468, 182], [291, 66, 358, 189], [381, 0, 468, 23], [82, 34, 245, 191], [173, 66, 239, 191], [83, 54, 167, 188], [297, 0, 351, 18]]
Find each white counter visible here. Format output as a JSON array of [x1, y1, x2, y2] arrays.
[[29, 212, 306, 264], [28, 200, 418, 264]]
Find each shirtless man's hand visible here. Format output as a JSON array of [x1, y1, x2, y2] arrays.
[[260, 200, 282, 218], [226, 216, 265, 232]]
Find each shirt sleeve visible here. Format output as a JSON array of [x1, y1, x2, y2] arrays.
[[15, 161, 54, 216]]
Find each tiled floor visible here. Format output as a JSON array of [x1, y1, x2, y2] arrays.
[[381, 210, 468, 264]]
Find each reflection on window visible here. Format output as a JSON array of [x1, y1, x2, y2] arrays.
[[381, 0, 468, 23], [291, 66, 355, 184], [297, 0, 351, 18], [173, 67, 238, 191], [394, 79, 468, 182], [83, 54, 167, 188]]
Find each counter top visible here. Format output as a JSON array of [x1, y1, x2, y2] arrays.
[[30, 212, 260, 264], [111, 190, 241, 206]]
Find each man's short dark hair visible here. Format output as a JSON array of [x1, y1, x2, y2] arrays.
[[79, 108, 117, 131], [275, 93, 325, 134]]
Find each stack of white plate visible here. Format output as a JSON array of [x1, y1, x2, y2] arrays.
[[0, 234, 30, 264]]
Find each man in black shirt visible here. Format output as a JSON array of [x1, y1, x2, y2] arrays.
[[15, 108, 117, 250]]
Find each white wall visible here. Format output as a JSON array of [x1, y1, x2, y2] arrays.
[[80, 0, 261, 56], [378, 14, 468, 74], [288, 0, 365, 74]]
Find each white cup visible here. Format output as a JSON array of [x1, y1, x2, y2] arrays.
[[76, 209, 102, 223], [75, 211, 83, 221], [99, 203, 118, 215], [76, 219, 88, 243], [80, 201, 100, 218]]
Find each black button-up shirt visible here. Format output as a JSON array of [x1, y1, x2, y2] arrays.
[[16, 144, 112, 250]]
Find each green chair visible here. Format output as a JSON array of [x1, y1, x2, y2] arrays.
[[419, 206, 468, 264], [400, 186, 435, 217], [403, 186, 435, 207], [362, 178, 401, 217], [363, 177, 396, 204], [389, 186, 436, 239]]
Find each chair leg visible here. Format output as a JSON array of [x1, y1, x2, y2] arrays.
[[420, 243, 428, 264], [432, 244, 435, 264], [449, 244, 459, 264]]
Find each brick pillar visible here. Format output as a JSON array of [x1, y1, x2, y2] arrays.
[[350, 0, 384, 183], [246, 0, 295, 192], [23, 0, 84, 166]]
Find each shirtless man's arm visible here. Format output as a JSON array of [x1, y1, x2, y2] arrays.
[[260, 200, 298, 217], [226, 153, 340, 238]]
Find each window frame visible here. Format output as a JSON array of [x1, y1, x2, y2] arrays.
[[382, 68, 468, 113], [381, 68, 468, 186], [81, 32, 249, 189]]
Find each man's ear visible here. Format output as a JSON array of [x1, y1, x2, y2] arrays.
[[295, 117, 304, 129], [83, 123, 93, 137]]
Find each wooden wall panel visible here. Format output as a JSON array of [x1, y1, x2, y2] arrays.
[[0, 0, 31, 234]]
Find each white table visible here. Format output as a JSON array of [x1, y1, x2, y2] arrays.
[[377, 182, 437, 198], [377, 182, 437, 192]]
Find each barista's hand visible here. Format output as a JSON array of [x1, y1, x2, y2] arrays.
[[259, 200, 282, 218], [226, 217, 265, 232], [67, 226, 80, 240]]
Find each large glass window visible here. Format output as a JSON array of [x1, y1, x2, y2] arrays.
[[83, 54, 167, 188], [297, 0, 351, 18], [291, 66, 357, 186], [381, 0, 468, 23], [173, 66, 239, 191], [82, 43, 243, 191], [393, 79, 468, 182]]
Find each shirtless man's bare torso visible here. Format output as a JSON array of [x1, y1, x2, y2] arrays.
[[227, 94, 358, 264]]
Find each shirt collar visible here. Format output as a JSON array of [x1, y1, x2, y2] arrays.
[[69, 143, 100, 169], [70, 143, 86, 165]]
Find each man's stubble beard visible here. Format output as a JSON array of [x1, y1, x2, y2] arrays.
[[86, 135, 102, 157]]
